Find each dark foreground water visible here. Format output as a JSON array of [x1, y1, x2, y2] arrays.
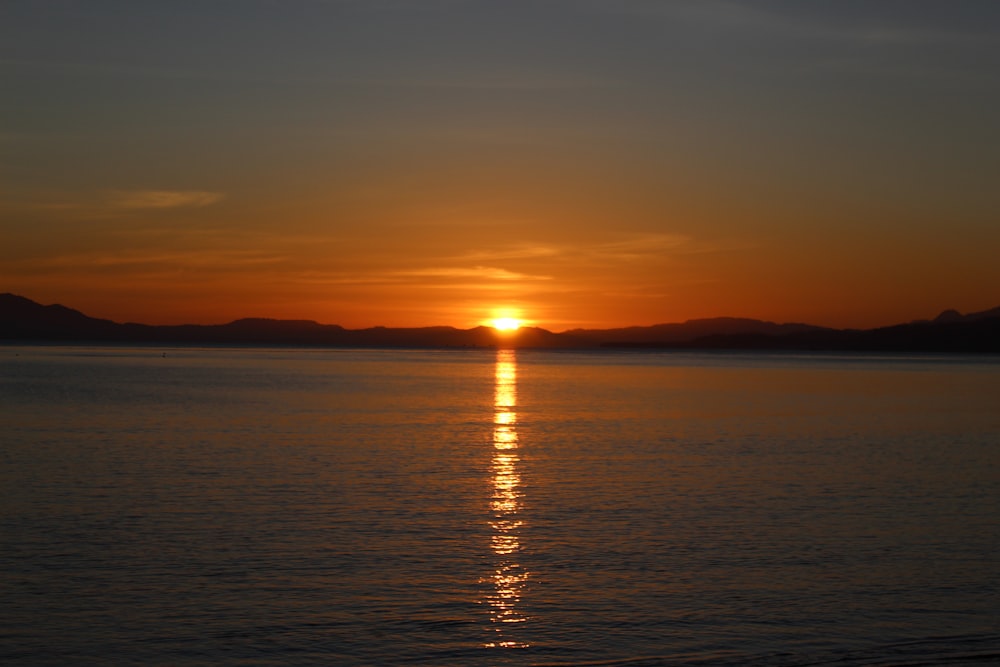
[[1, 346, 998, 666]]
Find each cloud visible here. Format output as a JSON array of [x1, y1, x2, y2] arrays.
[[421, 233, 735, 276], [296, 234, 730, 290], [0, 188, 226, 218], [7, 249, 285, 273], [460, 243, 562, 262], [290, 265, 551, 287], [585, 233, 692, 260], [393, 266, 550, 281], [107, 190, 225, 210]]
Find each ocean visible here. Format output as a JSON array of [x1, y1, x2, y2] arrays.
[[2, 345, 998, 666]]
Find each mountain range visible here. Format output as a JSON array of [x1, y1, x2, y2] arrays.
[[2, 293, 999, 352]]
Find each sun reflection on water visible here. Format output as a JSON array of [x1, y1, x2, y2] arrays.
[[484, 348, 530, 649]]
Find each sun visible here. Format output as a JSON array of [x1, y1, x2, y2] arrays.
[[491, 317, 522, 331]]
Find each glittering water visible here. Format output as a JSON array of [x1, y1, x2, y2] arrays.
[[2, 345, 998, 666]]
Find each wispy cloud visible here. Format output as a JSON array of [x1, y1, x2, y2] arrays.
[[107, 190, 225, 210], [422, 233, 736, 276], [584, 233, 693, 261], [459, 243, 562, 262], [6, 248, 285, 273], [287, 233, 735, 292], [391, 266, 551, 281], [0, 188, 226, 217], [290, 265, 551, 287]]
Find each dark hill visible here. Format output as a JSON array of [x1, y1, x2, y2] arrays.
[[676, 317, 1000, 353], [568, 317, 830, 345], [0, 294, 577, 348], [0, 293, 120, 339], [2, 293, 998, 352]]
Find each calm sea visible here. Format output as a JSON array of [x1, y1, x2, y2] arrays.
[[2, 345, 998, 666]]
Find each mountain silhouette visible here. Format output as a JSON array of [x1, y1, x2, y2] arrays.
[[567, 317, 830, 345], [2, 293, 999, 352]]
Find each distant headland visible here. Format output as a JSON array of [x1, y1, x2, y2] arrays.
[[2, 293, 999, 352]]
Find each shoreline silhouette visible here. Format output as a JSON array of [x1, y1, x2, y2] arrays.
[[2, 293, 999, 352]]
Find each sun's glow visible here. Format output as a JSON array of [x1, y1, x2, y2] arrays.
[[491, 317, 522, 331]]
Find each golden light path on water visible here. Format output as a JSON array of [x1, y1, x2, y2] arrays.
[[484, 348, 529, 649]]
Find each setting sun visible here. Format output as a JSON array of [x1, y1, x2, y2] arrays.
[[491, 317, 522, 331]]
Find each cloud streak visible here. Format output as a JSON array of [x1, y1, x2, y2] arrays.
[[107, 190, 225, 210], [392, 266, 550, 281], [4, 249, 285, 273], [0, 189, 226, 217]]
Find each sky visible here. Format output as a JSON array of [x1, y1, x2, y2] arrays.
[[2, 0, 999, 330]]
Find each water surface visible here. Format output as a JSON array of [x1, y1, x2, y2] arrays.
[[2, 346, 998, 665]]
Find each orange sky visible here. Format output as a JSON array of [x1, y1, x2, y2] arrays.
[[3, 2, 999, 330]]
